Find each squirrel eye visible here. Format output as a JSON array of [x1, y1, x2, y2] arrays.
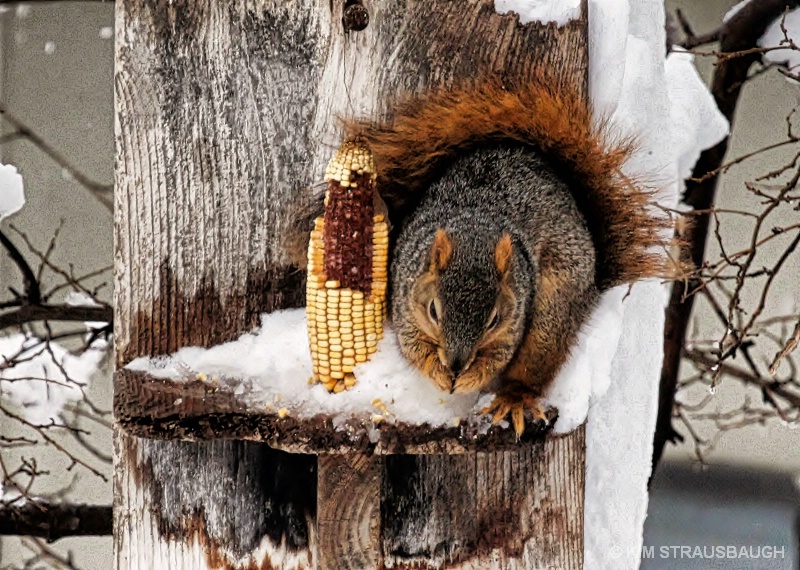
[[428, 299, 439, 324], [486, 309, 499, 330]]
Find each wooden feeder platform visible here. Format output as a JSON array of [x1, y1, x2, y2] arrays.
[[115, 369, 558, 454], [112, 0, 589, 567]]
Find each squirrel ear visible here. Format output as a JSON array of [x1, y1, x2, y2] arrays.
[[430, 229, 453, 271], [495, 234, 513, 276]]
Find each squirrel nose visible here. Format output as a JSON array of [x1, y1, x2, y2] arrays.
[[450, 357, 466, 376], [448, 352, 470, 376]]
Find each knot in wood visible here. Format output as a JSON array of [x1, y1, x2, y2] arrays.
[[343, 1, 369, 32]]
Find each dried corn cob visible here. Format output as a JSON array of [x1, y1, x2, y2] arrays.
[[306, 138, 388, 392]]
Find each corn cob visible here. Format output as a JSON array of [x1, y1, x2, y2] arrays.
[[306, 138, 388, 392]]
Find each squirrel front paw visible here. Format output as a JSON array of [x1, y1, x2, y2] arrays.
[[481, 382, 548, 436], [417, 352, 455, 392], [451, 363, 495, 394]]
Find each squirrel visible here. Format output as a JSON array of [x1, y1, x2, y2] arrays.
[[290, 71, 670, 435]]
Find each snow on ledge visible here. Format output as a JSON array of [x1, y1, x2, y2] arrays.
[[126, 295, 626, 432], [494, 0, 581, 27], [127, 309, 493, 429]]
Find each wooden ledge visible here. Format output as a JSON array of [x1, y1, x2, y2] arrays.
[[114, 370, 557, 454]]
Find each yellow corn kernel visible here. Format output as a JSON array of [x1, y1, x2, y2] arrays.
[[308, 140, 389, 391]]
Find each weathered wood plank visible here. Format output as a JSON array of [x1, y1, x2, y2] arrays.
[[317, 454, 382, 568], [114, 369, 555, 453], [114, 0, 589, 567], [114, 1, 324, 566], [382, 428, 585, 569], [114, 1, 317, 364], [113, 430, 316, 569]]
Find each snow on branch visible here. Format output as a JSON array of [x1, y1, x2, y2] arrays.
[[656, 1, 800, 468], [1, 217, 113, 524]]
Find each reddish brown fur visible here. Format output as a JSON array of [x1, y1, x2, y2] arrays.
[[347, 70, 671, 290], [430, 228, 453, 271], [494, 234, 513, 276]]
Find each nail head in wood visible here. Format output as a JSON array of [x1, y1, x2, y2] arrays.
[[343, 1, 369, 32]]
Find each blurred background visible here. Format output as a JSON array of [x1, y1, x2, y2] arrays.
[[646, 1, 800, 568], [0, 1, 797, 568]]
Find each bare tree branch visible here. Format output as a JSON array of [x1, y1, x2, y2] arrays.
[[0, 406, 108, 481], [0, 230, 40, 304], [770, 320, 800, 375], [0, 501, 111, 541], [0, 303, 112, 329], [0, 106, 112, 210], [654, 0, 800, 476], [676, 8, 720, 49], [685, 349, 800, 410]]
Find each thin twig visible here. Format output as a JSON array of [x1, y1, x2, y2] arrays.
[[0, 105, 112, 210], [0, 230, 40, 304]]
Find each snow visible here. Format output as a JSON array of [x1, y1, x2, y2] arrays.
[[0, 247, 107, 425], [0, 333, 104, 425], [127, 309, 492, 428], [0, 163, 25, 222], [760, 8, 800, 70], [666, 51, 731, 180], [99, 27, 113, 40], [587, 0, 630, 116], [15, 4, 30, 19], [65, 291, 110, 345], [0, 486, 23, 504], [723, 0, 751, 23], [724, 2, 800, 76], [494, 0, 581, 27], [583, 1, 729, 569], [543, 288, 626, 433], [119, 0, 730, 564]]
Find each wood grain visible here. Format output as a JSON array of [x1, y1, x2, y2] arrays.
[[114, 1, 324, 565], [114, 430, 316, 569], [113, 0, 587, 368], [114, 0, 589, 567], [114, 369, 556, 454], [382, 428, 585, 569], [317, 454, 383, 568]]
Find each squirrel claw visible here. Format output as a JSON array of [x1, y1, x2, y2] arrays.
[[481, 390, 547, 436]]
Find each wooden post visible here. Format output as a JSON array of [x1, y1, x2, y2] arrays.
[[113, 0, 589, 568]]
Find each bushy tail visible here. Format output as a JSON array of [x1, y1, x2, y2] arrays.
[[346, 70, 672, 290]]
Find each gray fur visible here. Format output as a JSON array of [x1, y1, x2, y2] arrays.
[[392, 143, 596, 379]]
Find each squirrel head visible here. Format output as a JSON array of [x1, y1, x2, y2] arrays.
[[403, 227, 529, 393]]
